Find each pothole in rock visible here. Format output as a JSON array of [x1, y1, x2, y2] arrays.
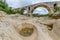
[[19, 27, 34, 37], [19, 23, 36, 37]]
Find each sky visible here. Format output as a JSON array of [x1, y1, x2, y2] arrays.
[[6, 0, 60, 14], [33, 7, 49, 15], [6, 0, 60, 9]]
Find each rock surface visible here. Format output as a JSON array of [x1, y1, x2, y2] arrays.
[[0, 11, 60, 40], [51, 11, 60, 19]]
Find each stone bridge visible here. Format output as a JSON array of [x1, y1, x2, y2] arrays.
[[13, 1, 60, 16]]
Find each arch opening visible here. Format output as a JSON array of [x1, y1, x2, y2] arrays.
[[30, 4, 52, 15], [23, 10, 28, 15], [33, 7, 49, 15]]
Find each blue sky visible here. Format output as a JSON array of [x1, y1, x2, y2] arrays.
[[6, 0, 60, 9]]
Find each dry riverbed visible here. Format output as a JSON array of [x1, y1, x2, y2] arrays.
[[0, 11, 60, 40]]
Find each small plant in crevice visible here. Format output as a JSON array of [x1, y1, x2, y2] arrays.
[[53, 3, 60, 13], [15, 9, 24, 15], [54, 6, 60, 13]]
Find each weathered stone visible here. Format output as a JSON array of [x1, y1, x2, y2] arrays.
[[51, 11, 60, 19], [0, 12, 60, 40], [53, 19, 60, 39]]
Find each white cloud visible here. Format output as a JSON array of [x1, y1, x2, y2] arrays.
[[6, 0, 60, 9], [6, 0, 21, 8], [6, 0, 33, 9]]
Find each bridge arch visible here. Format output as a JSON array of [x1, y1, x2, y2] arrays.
[[30, 4, 52, 14]]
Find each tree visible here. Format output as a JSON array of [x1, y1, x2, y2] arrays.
[[0, 0, 24, 15]]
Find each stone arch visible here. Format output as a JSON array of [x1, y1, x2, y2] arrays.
[[30, 4, 52, 14]]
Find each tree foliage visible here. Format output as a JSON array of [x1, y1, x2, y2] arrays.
[[0, 0, 24, 14], [53, 3, 60, 13]]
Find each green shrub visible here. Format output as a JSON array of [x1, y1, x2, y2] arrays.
[[15, 9, 24, 15], [32, 13, 53, 17], [54, 6, 60, 13], [0, 0, 24, 15]]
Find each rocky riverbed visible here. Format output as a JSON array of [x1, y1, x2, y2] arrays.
[[0, 11, 60, 40]]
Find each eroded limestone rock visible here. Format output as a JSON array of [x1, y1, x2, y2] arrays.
[[53, 19, 60, 38], [0, 11, 60, 40]]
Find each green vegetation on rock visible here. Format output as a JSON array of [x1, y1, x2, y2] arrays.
[[53, 3, 60, 13], [0, 0, 24, 15], [54, 6, 60, 13], [32, 13, 53, 17]]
